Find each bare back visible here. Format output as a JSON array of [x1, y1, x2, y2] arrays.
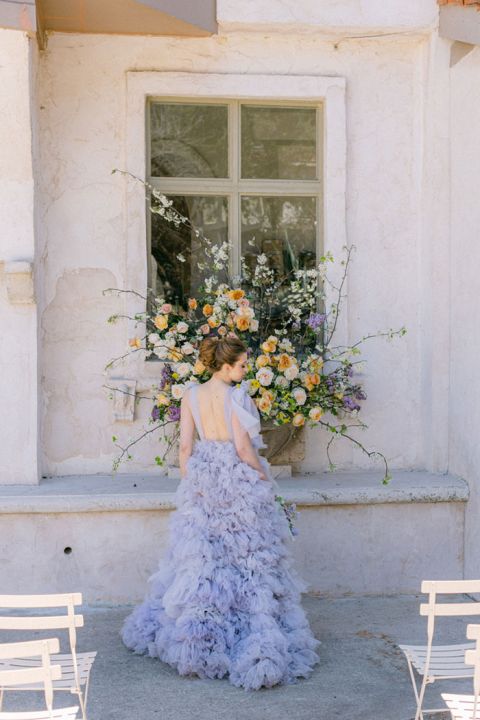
[[189, 381, 233, 442]]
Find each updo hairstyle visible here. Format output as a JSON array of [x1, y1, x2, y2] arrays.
[[199, 335, 247, 373]]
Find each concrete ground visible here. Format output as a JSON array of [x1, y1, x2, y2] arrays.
[[2, 594, 476, 720]]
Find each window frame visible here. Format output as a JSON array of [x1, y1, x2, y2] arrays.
[[124, 71, 347, 377], [146, 97, 323, 286]]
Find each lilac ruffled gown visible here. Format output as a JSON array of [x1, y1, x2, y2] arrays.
[[121, 380, 320, 690]]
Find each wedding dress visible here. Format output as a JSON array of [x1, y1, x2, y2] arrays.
[[121, 379, 320, 690]]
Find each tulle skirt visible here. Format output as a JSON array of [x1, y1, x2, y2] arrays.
[[121, 439, 320, 691]]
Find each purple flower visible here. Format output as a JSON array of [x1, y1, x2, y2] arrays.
[[159, 364, 173, 390], [343, 396, 361, 411], [168, 405, 181, 422], [307, 313, 326, 330], [151, 406, 161, 421]]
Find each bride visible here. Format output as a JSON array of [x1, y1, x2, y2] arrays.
[[121, 334, 320, 690]]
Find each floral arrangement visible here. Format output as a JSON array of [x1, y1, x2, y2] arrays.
[[104, 170, 406, 484]]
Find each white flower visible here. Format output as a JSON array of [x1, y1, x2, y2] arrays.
[[256, 367, 274, 387], [154, 346, 169, 360], [164, 337, 176, 348], [175, 363, 192, 378], [181, 342, 194, 355], [171, 383, 188, 400], [177, 321, 189, 334], [148, 332, 159, 345], [250, 318, 259, 332], [275, 375, 289, 388], [292, 387, 307, 406], [257, 253, 268, 265], [279, 339, 293, 352], [284, 365, 299, 381]]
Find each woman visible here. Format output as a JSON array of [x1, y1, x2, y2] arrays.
[[121, 335, 320, 690]]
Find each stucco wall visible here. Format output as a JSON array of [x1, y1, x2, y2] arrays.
[[34, 29, 433, 478], [0, 30, 39, 484], [448, 45, 480, 579]]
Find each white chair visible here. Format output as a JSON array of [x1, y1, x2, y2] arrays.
[[442, 623, 480, 719], [0, 595, 96, 720], [0, 637, 79, 720], [399, 580, 480, 720]]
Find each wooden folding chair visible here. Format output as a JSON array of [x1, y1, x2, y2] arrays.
[[0, 637, 79, 719], [0, 595, 96, 720], [442, 623, 480, 720], [398, 580, 480, 720]]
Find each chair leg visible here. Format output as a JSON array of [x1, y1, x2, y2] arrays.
[[414, 673, 430, 720], [405, 658, 424, 720]]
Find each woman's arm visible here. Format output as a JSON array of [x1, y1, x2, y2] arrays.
[[231, 408, 267, 480], [179, 390, 195, 478]]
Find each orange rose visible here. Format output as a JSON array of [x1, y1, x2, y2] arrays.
[[292, 413, 305, 427], [208, 317, 220, 328], [304, 372, 321, 391], [277, 353, 294, 371], [228, 289, 245, 301], [188, 298, 198, 310], [235, 316, 250, 332], [202, 304, 214, 317], [129, 337, 142, 349]]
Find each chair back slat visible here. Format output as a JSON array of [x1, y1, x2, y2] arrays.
[[420, 603, 480, 618], [0, 665, 62, 687], [421, 580, 480, 594], [0, 595, 82, 609], [0, 616, 84, 631], [468, 625, 480, 641], [0, 639, 59, 660]]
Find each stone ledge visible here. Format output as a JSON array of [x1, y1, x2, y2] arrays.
[[0, 470, 468, 514]]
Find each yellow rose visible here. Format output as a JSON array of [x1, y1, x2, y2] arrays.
[[193, 359, 206, 375], [128, 337, 142, 349], [309, 407, 324, 422], [155, 393, 170, 406], [153, 315, 168, 330], [277, 353, 294, 371], [292, 413, 305, 427], [255, 354, 270, 368], [228, 289, 245, 301], [334, 391, 344, 400], [235, 316, 250, 332], [208, 317, 220, 328], [168, 350, 183, 362]]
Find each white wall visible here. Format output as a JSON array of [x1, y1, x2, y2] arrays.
[[34, 29, 431, 478], [0, 30, 39, 484], [448, 45, 480, 579]]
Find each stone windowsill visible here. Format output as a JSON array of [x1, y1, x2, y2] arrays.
[[0, 470, 468, 514]]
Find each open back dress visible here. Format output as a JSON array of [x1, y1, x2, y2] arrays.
[[120, 379, 320, 691]]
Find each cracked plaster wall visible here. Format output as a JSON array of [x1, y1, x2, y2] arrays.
[[36, 28, 440, 477]]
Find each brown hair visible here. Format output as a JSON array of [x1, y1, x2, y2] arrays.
[[199, 335, 248, 373]]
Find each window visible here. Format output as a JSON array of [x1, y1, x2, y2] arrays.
[[146, 99, 323, 309]]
